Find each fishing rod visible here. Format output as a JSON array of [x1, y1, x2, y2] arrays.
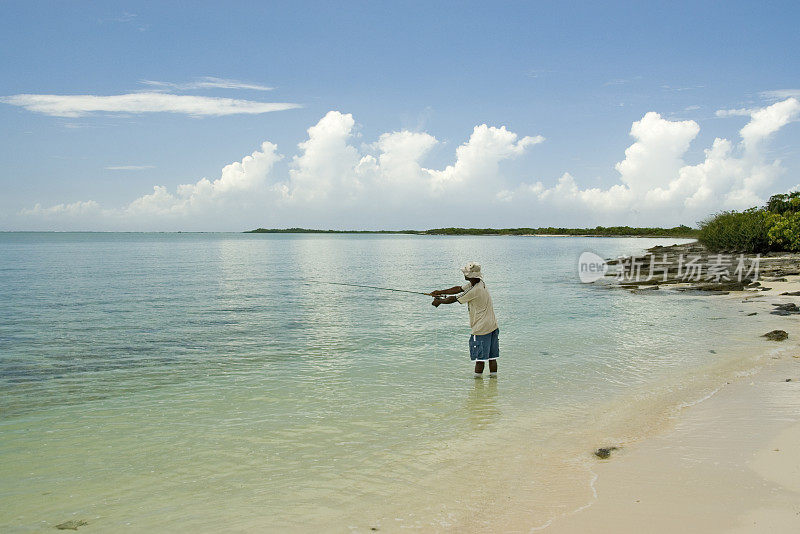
[[301, 279, 434, 296]]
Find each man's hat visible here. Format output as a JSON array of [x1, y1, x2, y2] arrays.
[[461, 262, 483, 279]]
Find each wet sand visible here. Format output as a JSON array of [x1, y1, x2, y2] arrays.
[[537, 279, 800, 533]]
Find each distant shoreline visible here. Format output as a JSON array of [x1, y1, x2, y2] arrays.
[[0, 228, 700, 238], [245, 226, 700, 238]]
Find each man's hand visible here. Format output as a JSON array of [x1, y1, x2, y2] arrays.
[[432, 296, 456, 307]]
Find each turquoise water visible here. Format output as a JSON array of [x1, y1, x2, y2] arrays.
[[0, 233, 778, 531]]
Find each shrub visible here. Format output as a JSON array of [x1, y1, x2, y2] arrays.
[[767, 211, 800, 251], [766, 192, 800, 214], [698, 208, 773, 252]]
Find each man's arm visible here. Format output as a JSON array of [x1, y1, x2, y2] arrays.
[[430, 285, 464, 297], [431, 295, 458, 307]]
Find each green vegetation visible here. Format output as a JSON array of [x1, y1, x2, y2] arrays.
[[767, 211, 800, 251], [697, 209, 773, 252], [699, 192, 800, 252], [766, 193, 800, 251], [246, 225, 699, 237], [423, 225, 698, 237]]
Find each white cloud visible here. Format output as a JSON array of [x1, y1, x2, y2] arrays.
[[278, 115, 542, 206], [0, 92, 300, 117], [715, 108, 752, 117], [426, 125, 543, 192], [20, 200, 102, 217], [374, 129, 439, 189], [284, 111, 364, 203], [123, 141, 282, 217], [615, 112, 699, 195], [14, 99, 800, 230], [140, 77, 273, 91], [761, 89, 800, 101], [739, 97, 800, 150], [520, 98, 799, 222]]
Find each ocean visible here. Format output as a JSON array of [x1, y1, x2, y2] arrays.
[[0, 233, 780, 531]]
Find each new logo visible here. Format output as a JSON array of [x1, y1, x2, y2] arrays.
[[578, 251, 608, 283]]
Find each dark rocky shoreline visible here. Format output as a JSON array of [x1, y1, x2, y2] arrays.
[[604, 241, 800, 294]]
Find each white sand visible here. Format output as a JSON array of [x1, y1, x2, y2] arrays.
[[536, 278, 800, 533]]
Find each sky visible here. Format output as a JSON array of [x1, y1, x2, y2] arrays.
[[2, 1, 799, 231]]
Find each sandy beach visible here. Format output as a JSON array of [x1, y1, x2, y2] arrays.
[[536, 278, 800, 533]]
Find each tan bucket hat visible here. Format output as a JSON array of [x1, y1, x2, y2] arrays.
[[461, 262, 483, 279]]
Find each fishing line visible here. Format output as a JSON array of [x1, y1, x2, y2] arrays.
[[299, 279, 433, 296]]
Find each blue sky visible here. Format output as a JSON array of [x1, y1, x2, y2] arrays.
[[2, 1, 799, 230]]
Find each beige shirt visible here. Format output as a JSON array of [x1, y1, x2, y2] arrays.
[[457, 280, 498, 335]]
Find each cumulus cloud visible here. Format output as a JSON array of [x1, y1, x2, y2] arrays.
[[615, 112, 700, 195], [512, 98, 799, 222], [276, 111, 539, 205], [284, 111, 364, 203], [0, 92, 300, 117], [371, 129, 439, 191], [14, 98, 800, 230], [123, 141, 282, 217], [427, 125, 543, 192], [140, 77, 273, 91], [739, 97, 800, 150]]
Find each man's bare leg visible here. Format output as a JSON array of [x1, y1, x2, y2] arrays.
[[488, 359, 497, 376], [474, 361, 485, 376]]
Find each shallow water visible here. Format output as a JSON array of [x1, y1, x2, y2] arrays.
[[0, 233, 780, 531]]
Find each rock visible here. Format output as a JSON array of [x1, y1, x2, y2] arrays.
[[594, 446, 620, 459], [760, 287, 773, 291], [709, 349, 717, 354], [703, 282, 748, 292], [55, 520, 88, 530], [609, 242, 800, 293], [746, 312, 757, 316], [780, 291, 800, 296], [786, 378, 793, 382], [769, 303, 800, 315], [677, 288, 730, 295], [763, 330, 789, 341], [632, 286, 660, 294]]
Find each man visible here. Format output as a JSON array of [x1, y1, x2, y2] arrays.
[[430, 262, 499, 377]]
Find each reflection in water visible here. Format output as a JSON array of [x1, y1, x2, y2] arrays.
[[466, 377, 500, 430]]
